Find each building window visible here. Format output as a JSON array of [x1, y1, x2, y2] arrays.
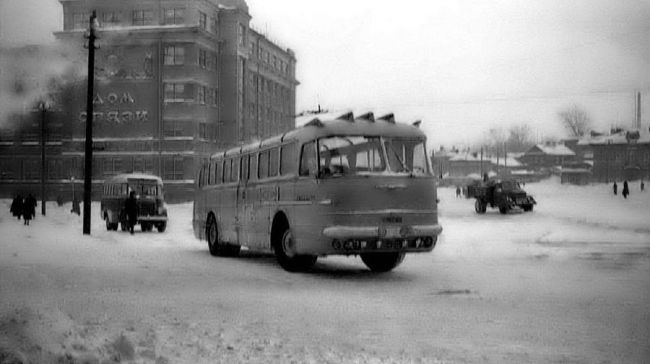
[[164, 157, 185, 180], [238, 23, 246, 46], [197, 86, 206, 104], [164, 83, 186, 103], [199, 49, 207, 68], [211, 16, 218, 34], [199, 11, 207, 30], [199, 123, 207, 139], [132, 10, 153, 26], [101, 12, 120, 27], [164, 8, 184, 25], [163, 120, 186, 137], [72, 12, 89, 30], [164, 45, 185, 65], [207, 88, 217, 107]]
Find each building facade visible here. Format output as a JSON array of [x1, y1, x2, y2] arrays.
[[0, 0, 297, 201]]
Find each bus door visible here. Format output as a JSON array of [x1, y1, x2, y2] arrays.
[[237, 154, 254, 246]]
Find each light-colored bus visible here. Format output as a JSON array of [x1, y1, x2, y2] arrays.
[[101, 173, 168, 233], [193, 112, 442, 272]]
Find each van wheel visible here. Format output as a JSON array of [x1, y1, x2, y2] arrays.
[[156, 222, 166, 233], [273, 227, 316, 272], [361, 252, 405, 272]]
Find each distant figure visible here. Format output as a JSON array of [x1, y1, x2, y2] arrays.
[[455, 186, 461, 198], [71, 198, 80, 215], [483, 173, 488, 182], [23, 194, 37, 225], [641, 180, 645, 192], [613, 182, 618, 195], [125, 190, 139, 234], [10, 194, 23, 220], [622, 180, 629, 199]]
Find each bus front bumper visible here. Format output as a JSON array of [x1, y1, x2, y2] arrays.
[[322, 224, 443, 253], [138, 215, 168, 222]]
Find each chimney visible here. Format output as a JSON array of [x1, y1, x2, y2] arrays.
[[635, 91, 641, 130]]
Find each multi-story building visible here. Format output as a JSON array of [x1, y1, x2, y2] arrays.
[[0, 0, 298, 201]]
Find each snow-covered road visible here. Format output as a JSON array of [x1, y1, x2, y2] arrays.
[[1, 177, 649, 363]]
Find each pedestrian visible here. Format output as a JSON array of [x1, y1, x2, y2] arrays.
[[613, 182, 618, 195], [622, 180, 629, 199], [455, 186, 461, 198], [125, 190, 139, 234], [71, 197, 80, 215], [10, 194, 23, 220], [23, 194, 36, 225], [641, 180, 645, 192]]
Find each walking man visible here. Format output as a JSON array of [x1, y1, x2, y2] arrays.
[[125, 190, 139, 234], [622, 180, 629, 199], [613, 182, 618, 195]]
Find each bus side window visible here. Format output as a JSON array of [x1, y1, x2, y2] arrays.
[[216, 160, 223, 184], [300, 141, 316, 177], [250, 153, 258, 180], [280, 143, 296, 175], [259, 150, 269, 179], [224, 159, 231, 183], [242, 155, 249, 182], [269, 148, 279, 177], [232, 158, 240, 182]]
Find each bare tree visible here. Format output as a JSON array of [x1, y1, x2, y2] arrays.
[[506, 124, 534, 153], [558, 105, 591, 137]]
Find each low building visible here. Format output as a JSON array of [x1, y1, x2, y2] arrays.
[[578, 130, 650, 183], [519, 142, 576, 172]]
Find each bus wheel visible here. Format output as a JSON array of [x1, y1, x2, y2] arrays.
[[273, 228, 316, 272], [361, 252, 405, 272]]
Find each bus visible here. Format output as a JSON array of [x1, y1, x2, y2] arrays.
[[101, 173, 168, 233], [193, 111, 442, 272]]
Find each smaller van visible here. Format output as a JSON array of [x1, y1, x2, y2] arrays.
[[101, 173, 168, 232]]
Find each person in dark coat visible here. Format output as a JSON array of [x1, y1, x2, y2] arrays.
[[622, 180, 629, 199], [613, 182, 618, 195], [641, 180, 645, 192], [124, 190, 139, 234], [71, 197, 80, 215], [10, 194, 23, 220], [23, 194, 36, 225]]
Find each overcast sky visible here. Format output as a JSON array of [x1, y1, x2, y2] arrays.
[[2, 0, 650, 147]]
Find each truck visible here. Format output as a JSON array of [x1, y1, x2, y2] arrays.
[[468, 179, 536, 214]]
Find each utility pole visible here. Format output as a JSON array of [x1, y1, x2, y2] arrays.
[[40, 102, 47, 216], [83, 11, 98, 235]]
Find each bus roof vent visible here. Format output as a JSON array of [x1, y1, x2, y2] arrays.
[[412, 120, 422, 128], [337, 111, 355, 122], [356, 112, 375, 122], [377, 113, 395, 123], [304, 117, 324, 127]]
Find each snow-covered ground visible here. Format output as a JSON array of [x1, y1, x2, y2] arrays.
[[1, 177, 649, 363]]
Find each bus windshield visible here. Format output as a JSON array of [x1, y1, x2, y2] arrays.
[[318, 136, 430, 177]]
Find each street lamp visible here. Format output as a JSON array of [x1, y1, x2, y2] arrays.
[[39, 101, 49, 216]]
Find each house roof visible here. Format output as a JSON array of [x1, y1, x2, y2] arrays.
[[577, 129, 650, 146], [526, 144, 575, 156]]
